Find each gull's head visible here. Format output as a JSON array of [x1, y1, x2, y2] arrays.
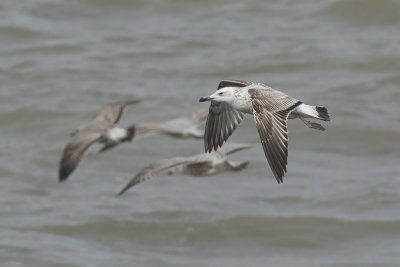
[[199, 87, 236, 104]]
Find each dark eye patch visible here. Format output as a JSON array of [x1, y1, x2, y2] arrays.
[[218, 92, 223, 95]]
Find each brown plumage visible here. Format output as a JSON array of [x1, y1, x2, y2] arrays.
[[117, 143, 257, 196], [200, 79, 330, 183], [59, 100, 140, 182], [249, 89, 302, 183]]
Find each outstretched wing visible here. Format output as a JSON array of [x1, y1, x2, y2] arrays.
[[59, 132, 102, 181], [98, 142, 119, 153], [249, 88, 301, 183], [117, 157, 194, 196], [185, 108, 209, 124], [216, 143, 258, 156], [218, 79, 251, 89], [132, 122, 169, 137], [204, 102, 244, 153], [94, 99, 140, 128]]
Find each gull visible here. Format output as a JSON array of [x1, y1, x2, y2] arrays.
[[199, 79, 330, 183], [117, 143, 257, 196], [59, 104, 208, 182], [134, 108, 209, 139], [59, 99, 140, 182]]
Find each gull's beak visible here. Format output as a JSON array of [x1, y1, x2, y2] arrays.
[[199, 96, 213, 102]]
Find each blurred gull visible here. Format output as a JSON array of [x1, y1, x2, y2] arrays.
[[199, 79, 330, 183], [59, 103, 208, 182], [59, 100, 140, 181], [134, 107, 208, 139], [117, 143, 257, 196]]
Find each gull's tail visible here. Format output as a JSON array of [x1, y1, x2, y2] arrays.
[[120, 125, 136, 142], [295, 104, 330, 131], [98, 126, 136, 153], [315, 106, 330, 121], [296, 104, 330, 121]]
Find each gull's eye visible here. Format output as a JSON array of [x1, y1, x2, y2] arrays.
[[218, 92, 223, 96]]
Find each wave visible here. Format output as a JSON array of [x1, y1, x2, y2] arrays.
[[318, 0, 400, 27], [22, 214, 400, 247]]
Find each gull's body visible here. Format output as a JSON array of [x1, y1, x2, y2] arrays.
[[117, 143, 257, 196], [59, 100, 140, 181], [134, 108, 208, 139], [199, 79, 330, 183]]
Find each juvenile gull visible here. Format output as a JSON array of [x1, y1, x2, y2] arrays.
[[199, 79, 330, 183], [117, 143, 257, 196], [134, 108, 208, 139], [59, 100, 140, 182]]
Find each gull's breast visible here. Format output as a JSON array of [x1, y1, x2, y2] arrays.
[[232, 90, 253, 114]]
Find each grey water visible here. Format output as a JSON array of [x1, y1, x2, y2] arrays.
[[1, 0, 400, 266]]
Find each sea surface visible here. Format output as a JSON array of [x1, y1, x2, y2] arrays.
[[1, 0, 400, 266]]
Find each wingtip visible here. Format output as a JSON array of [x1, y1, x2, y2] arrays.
[[116, 185, 129, 196], [58, 169, 69, 182], [117, 180, 139, 196], [273, 173, 284, 184], [130, 99, 141, 105]]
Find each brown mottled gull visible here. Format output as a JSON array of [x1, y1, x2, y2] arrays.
[[134, 108, 209, 139], [199, 79, 330, 183], [117, 143, 257, 196], [59, 100, 140, 181]]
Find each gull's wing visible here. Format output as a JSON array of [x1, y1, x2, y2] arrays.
[[98, 142, 119, 153], [132, 122, 170, 137], [185, 108, 209, 124], [218, 79, 251, 89], [117, 157, 195, 196], [216, 143, 258, 156], [59, 131, 102, 181], [94, 99, 140, 128], [249, 88, 302, 183], [204, 102, 244, 153], [185, 160, 213, 170]]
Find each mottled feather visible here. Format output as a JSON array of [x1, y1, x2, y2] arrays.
[[204, 102, 244, 152], [249, 88, 302, 183], [117, 157, 196, 196], [94, 99, 140, 129], [59, 132, 102, 181]]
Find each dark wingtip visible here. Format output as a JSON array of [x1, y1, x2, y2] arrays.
[[274, 173, 283, 184], [58, 168, 69, 182], [128, 99, 141, 105], [116, 182, 136, 197], [116, 185, 128, 197]]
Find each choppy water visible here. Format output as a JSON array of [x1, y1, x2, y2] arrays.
[[1, 0, 400, 266]]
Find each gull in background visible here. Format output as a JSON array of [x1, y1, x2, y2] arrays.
[[59, 103, 209, 182], [134, 107, 209, 139], [117, 143, 257, 196], [199, 79, 330, 183], [59, 100, 140, 182]]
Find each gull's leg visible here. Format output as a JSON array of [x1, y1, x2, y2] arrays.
[[299, 116, 325, 131]]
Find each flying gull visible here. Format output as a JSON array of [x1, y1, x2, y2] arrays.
[[117, 143, 257, 196], [199, 79, 330, 183], [134, 108, 209, 139], [59, 99, 140, 182]]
